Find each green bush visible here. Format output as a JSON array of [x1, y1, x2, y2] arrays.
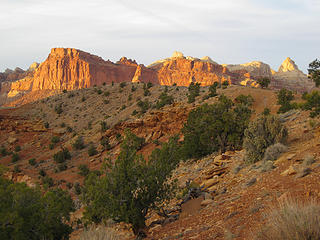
[[147, 82, 153, 89], [156, 92, 174, 109], [120, 82, 126, 88], [243, 115, 288, 164], [104, 91, 110, 97], [100, 137, 111, 150], [208, 82, 219, 97], [277, 89, 295, 113], [235, 94, 254, 107], [0, 146, 8, 156], [257, 77, 270, 88], [187, 82, 200, 103], [82, 132, 179, 236], [73, 136, 85, 150], [222, 80, 229, 89], [28, 158, 37, 166], [44, 122, 49, 129], [51, 136, 60, 144], [42, 176, 54, 187], [137, 99, 151, 114], [301, 91, 320, 118], [39, 169, 46, 177], [88, 145, 98, 156], [143, 88, 151, 96], [78, 164, 90, 177], [11, 153, 20, 163], [54, 103, 63, 114], [0, 177, 74, 240], [182, 95, 252, 158], [74, 182, 82, 195], [308, 59, 320, 87], [57, 163, 68, 172], [53, 148, 71, 163], [100, 121, 108, 132], [14, 145, 21, 152]]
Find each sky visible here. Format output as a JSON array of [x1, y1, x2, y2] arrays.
[[0, 0, 319, 73]]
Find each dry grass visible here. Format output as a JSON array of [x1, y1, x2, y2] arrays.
[[263, 143, 287, 162], [79, 226, 120, 240], [255, 199, 320, 240]]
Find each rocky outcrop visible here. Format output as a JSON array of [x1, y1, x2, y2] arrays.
[[223, 61, 273, 79], [271, 57, 315, 92], [132, 65, 158, 83]]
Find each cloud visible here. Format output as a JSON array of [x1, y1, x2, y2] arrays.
[[0, 0, 319, 72]]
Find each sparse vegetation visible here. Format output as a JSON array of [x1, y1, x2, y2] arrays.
[[73, 136, 85, 150], [14, 145, 21, 152], [187, 82, 200, 103], [137, 99, 151, 114], [256, 200, 320, 240], [11, 153, 20, 163], [120, 82, 126, 88], [243, 114, 288, 164], [78, 164, 90, 177], [308, 59, 320, 87], [277, 88, 295, 113], [53, 148, 71, 163], [0, 175, 74, 240], [257, 77, 270, 88], [28, 158, 37, 166], [0, 146, 8, 156], [82, 131, 180, 236], [88, 144, 98, 156], [156, 92, 174, 109], [182, 95, 252, 158], [301, 90, 320, 117], [263, 143, 287, 162]]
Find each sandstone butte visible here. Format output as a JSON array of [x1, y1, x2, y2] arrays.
[[0, 48, 315, 106]]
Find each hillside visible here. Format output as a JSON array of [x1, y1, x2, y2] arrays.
[[1, 82, 319, 239]]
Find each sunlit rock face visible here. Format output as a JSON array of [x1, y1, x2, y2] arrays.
[[271, 57, 315, 92]]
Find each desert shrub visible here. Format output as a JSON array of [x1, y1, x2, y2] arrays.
[[79, 226, 119, 240], [67, 126, 73, 132], [14, 145, 21, 152], [147, 82, 153, 89], [11, 153, 20, 163], [13, 165, 21, 173], [235, 94, 254, 107], [104, 91, 110, 97], [62, 89, 67, 93], [256, 200, 320, 240], [156, 92, 174, 109], [222, 80, 229, 89], [103, 82, 106, 86], [277, 88, 295, 113], [42, 176, 54, 187], [57, 163, 68, 172], [0, 177, 74, 240], [88, 145, 98, 156], [68, 92, 75, 98], [53, 148, 71, 163], [262, 107, 271, 116], [131, 85, 137, 92], [301, 91, 320, 118], [66, 182, 73, 189], [182, 95, 252, 158], [82, 132, 179, 237], [187, 82, 200, 103], [143, 88, 151, 96], [97, 89, 102, 95], [60, 122, 66, 127], [28, 158, 36, 166], [120, 105, 126, 110], [137, 99, 151, 114], [119, 82, 126, 88], [81, 96, 86, 102], [0, 146, 8, 156], [74, 182, 82, 195], [49, 143, 55, 150], [263, 143, 288, 162], [128, 94, 132, 101], [132, 109, 138, 116], [54, 103, 63, 114], [303, 155, 315, 166], [257, 77, 270, 88], [78, 164, 90, 177], [73, 136, 85, 150], [308, 59, 320, 87], [44, 122, 49, 129], [208, 82, 219, 97], [100, 137, 111, 150], [243, 115, 288, 164], [100, 121, 108, 132], [51, 136, 60, 144], [39, 169, 46, 177]]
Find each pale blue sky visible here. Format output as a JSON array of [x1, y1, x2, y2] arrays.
[[0, 0, 319, 72]]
